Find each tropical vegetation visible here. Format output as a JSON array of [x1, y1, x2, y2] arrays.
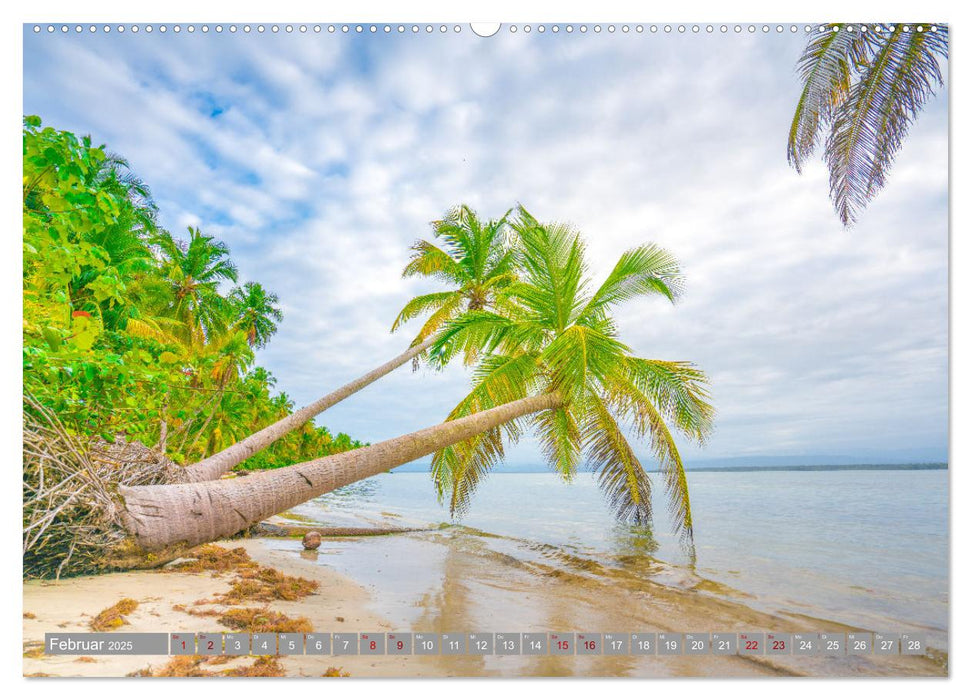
[[23, 116, 364, 473]]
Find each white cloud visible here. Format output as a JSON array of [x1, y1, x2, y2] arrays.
[[23, 28, 949, 465]]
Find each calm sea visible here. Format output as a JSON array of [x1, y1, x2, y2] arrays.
[[287, 469, 948, 642]]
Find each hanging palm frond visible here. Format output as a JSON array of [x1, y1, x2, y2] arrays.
[[788, 23, 948, 226]]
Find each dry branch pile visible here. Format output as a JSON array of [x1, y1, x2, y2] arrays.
[[23, 396, 181, 579]]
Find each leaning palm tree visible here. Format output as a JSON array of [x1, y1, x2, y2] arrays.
[[117, 211, 712, 553], [180, 205, 514, 483], [788, 23, 948, 226], [428, 209, 713, 547]]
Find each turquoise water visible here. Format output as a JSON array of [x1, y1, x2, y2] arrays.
[[287, 469, 948, 642]]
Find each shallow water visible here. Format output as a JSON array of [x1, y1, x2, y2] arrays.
[[284, 470, 948, 644]]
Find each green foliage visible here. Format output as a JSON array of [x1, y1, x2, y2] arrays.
[[787, 23, 949, 226], [428, 206, 714, 552], [392, 204, 516, 364], [23, 117, 363, 469]]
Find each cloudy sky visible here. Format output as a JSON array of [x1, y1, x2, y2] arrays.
[[23, 24, 949, 466]]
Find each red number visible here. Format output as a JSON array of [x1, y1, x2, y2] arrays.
[[557, 641, 570, 650], [397, 641, 404, 650], [745, 640, 758, 650], [772, 641, 785, 650], [207, 641, 214, 651], [370, 641, 377, 650], [180, 641, 186, 650], [584, 641, 596, 650]]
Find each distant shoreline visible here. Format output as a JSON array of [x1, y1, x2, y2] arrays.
[[677, 463, 948, 473], [392, 463, 948, 475]]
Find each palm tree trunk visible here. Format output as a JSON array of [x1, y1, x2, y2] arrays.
[[120, 392, 561, 550], [156, 412, 168, 453], [180, 338, 436, 483]]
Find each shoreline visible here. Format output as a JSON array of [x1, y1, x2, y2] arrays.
[[23, 528, 947, 678]]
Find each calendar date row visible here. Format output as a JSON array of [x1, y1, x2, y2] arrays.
[[168, 631, 927, 657]]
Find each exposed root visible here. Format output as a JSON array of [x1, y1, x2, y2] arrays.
[[23, 395, 182, 579]]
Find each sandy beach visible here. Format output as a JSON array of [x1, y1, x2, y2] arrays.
[[22, 526, 948, 678]]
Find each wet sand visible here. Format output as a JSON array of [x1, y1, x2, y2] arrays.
[[23, 528, 947, 678]]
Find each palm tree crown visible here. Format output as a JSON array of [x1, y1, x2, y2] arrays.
[[787, 23, 948, 227], [154, 226, 239, 345], [429, 207, 714, 549], [230, 281, 283, 349], [391, 204, 517, 363]]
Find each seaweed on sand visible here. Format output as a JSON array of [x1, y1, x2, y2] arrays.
[[216, 607, 313, 633], [89, 597, 138, 631]]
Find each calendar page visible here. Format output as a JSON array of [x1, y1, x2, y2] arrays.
[[21, 16, 949, 681]]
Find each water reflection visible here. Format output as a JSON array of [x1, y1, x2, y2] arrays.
[[286, 470, 948, 638]]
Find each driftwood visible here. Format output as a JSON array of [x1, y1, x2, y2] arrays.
[[251, 522, 429, 538]]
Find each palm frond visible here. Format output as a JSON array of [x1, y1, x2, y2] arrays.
[[434, 425, 515, 516], [390, 291, 456, 333], [788, 25, 869, 173], [584, 393, 653, 525], [432, 205, 479, 262], [605, 373, 695, 547], [409, 294, 466, 359], [541, 323, 629, 402], [512, 215, 588, 330], [532, 403, 581, 479], [125, 317, 184, 347], [401, 239, 465, 283], [624, 357, 714, 442], [581, 245, 684, 321], [428, 310, 524, 367], [431, 353, 537, 512], [826, 25, 948, 225]]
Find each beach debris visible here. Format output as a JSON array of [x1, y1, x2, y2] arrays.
[[173, 601, 313, 633], [220, 565, 318, 603], [22, 642, 47, 659], [22, 391, 423, 580], [89, 597, 138, 631], [226, 656, 287, 677], [216, 606, 313, 633], [128, 655, 286, 678], [322, 667, 351, 677], [127, 656, 213, 678], [167, 544, 319, 604], [204, 655, 232, 666], [302, 531, 322, 550], [165, 544, 256, 576]]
